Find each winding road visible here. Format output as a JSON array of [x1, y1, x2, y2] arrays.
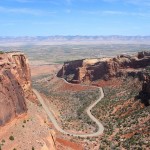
[[33, 78, 104, 137]]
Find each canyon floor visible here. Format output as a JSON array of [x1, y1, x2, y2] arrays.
[[0, 47, 150, 150], [31, 64, 101, 150], [0, 63, 150, 150], [0, 64, 84, 150], [31, 63, 150, 150]]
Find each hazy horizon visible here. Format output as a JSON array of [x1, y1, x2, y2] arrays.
[[0, 35, 150, 37]]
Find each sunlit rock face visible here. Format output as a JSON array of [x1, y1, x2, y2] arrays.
[[0, 52, 32, 126], [57, 51, 150, 83]]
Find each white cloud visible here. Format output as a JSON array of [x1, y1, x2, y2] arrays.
[[81, 10, 127, 15], [0, 22, 16, 26], [31, 21, 61, 25], [8, 0, 60, 5], [0, 6, 56, 16], [126, 0, 150, 5], [65, 9, 71, 13], [66, 0, 72, 5], [103, 10, 128, 15], [81, 10, 150, 17], [12, 0, 33, 2], [103, 0, 118, 2], [103, 0, 150, 6]]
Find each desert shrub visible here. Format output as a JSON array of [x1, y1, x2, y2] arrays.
[[1, 139, 5, 143], [23, 120, 26, 123], [39, 104, 42, 107], [9, 136, 14, 141]]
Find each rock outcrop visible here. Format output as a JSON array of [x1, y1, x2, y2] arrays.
[[138, 67, 150, 106], [57, 51, 150, 83], [0, 52, 34, 126]]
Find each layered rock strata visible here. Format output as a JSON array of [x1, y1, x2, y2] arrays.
[[57, 51, 150, 83], [0, 52, 33, 126]]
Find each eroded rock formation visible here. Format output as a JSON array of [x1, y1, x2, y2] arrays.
[[0, 52, 34, 126], [57, 51, 150, 83], [138, 67, 150, 106]]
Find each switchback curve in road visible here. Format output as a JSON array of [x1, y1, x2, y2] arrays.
[[33, 78, 104, 137]]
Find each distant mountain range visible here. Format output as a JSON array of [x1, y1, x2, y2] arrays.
[[0, 36, 150, 46]]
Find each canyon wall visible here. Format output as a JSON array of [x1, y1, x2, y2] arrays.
[[57, 51, 150, 83], [0, 52, 33, 126], [138, 67, 150, 106]]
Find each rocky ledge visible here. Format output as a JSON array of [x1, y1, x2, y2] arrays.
[[138, 66, 150, 106], [58, 51, 150, 106], [57, 51, 150, 83]]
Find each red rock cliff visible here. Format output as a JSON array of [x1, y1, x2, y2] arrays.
[[138, 66, 150, 106], [0, 52, 33, 126], [57, 51, 150, 83]]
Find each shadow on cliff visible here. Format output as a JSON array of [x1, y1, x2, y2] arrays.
[[135, 92, 150, 106], [0, 70, 27, 126]]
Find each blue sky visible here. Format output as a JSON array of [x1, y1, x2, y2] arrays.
[[0, 0, 150, 36]]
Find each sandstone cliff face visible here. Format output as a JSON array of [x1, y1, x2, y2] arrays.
[[142, 77, 150, 105], [57, 51, 150, 83], [138, 67, 150, 106], [0, 52, 33, 126]]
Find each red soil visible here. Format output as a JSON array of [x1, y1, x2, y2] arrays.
[[122, 126, 150, 139], [58, 81, 96, 92], [56, 138, 83, 150], [92, 78, 122, 88], [31, 64, 62, 77]]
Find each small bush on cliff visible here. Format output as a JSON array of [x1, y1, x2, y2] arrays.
[[145, 66, 150, 75], [39, 104, 42, 107], [0, 51, 4, 54], [1, 139, 5, 143], [9, 135, 14, 141], [23, 120, 26, 123]]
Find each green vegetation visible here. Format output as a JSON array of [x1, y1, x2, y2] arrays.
[[23, 120, 26, 123], [1, 140, 5, 144], [145, 66, 150, 75], [0, 139, 5, 149], [33, 73, 149, 149], [38, 104, 42, 107], [33, 74, 99, 133], [73, 89, 99, 127], [0, 51, 4, 54], [91, 77, 150, 149], [9, 135, 14, 141], [1, 44, 150, 64]]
